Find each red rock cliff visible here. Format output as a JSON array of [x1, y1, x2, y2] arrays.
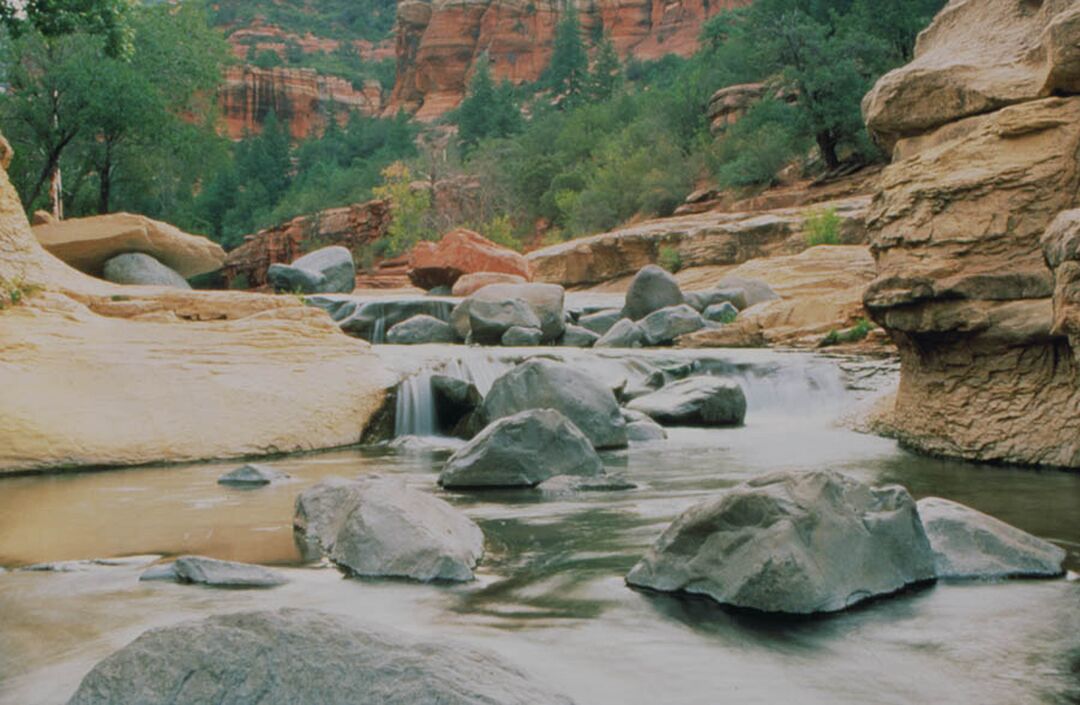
[[388, 0, 749, 121]]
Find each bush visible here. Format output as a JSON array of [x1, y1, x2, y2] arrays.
[[658, 245, 682, 273], [804, 207, 842, 246], [821, 317, 875, 346]]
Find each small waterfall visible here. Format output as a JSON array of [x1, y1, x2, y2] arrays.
[[439, 349, 515, 395], [394, 371, 437, 437], [371, 316, 387, 345]]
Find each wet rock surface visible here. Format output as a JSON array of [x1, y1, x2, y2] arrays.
[[386, 314, 458, 345], [140, 555, 288, 589], [217, 464, 289, 486], [626, 376, 747, 427], [267, 246, 355, 294]]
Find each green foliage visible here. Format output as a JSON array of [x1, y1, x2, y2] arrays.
[[213, 0, 396, 43], [803, 206, 842, 246], [372, 162, 432, 256], [821, 317, 875, 346], [542, 11, 588, 108], [0, 276, 41, 309], [454, 55, 524, 153], [586, 36, 622, 102], [711, 99, 806, 188], [253, 49, 283, 69], [0, 0, 134, 57], [658, 245, 682, 274]]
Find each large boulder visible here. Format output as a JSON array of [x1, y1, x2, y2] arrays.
[[67, 609, 575, 705], [917, 497, 1066, 579], [294, 476, 484, 582], [431, 375, 482, 437], [408, 228, 531, 290], [626, 471, 937, 614], [32, 212, 224, 278], [451, 271, 527, 296], [102, 253, 191, 289], [267, 246, 355, 294], [577, 309, 623, 335], [626, 377, 746, 426], [594, 318, 644, 349], [560, 324, 599, 348], [482, 359, 628, 449], [639, 304, 706, 345], [623, 265, 683, 320], [386, 314, 457, 344], [469, 283, 566, 342], [468, 297, 542, 344], [439, 409, 603, 488], [501, 325, 543, 346]]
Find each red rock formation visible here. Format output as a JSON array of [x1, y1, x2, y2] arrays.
[[220, 66, 384, 139], [408, 228, 532, 289], [223, 199, 392, 289], [389, 0, 750, 120]]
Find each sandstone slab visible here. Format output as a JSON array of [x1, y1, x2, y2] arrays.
[[408, 228, 530, 290]]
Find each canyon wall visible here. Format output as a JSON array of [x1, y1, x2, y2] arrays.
[[861, 0, 1080, 467], [389, 0, 749, 120]]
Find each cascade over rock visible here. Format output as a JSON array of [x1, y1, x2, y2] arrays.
[[861, 0, 1080, 467]]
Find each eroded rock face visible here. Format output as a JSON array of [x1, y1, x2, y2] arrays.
[[626, 471, 936, 614], [67, 609, 575, 705], [861, 0, 1080, 467], [294, 476, 484, 582]]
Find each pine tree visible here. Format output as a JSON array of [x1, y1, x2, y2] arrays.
[[587, 35, 621, 102], [543, 8, 588, 109], [456, 54, 522, 152]]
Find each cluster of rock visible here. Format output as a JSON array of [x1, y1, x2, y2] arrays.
[[627, 470, 1066, 615], [31, 212, 226, 290], [860, 0, 1080, 467]]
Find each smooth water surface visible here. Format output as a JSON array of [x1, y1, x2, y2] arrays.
[[0, 348, 1077, 705]]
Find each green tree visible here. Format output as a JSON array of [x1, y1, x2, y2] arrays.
[[587, 35, 621, 102], [373, 162, 431, 256], [455, 55, 523, 152], [543, 9, 588, 108], [0, 0, 134, 58]]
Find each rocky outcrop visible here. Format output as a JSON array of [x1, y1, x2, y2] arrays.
[[526, 197, 869, 287], [707, 82, 766, 136], [220, 65, 384, 139], [389, 0, 750, 120], [626, 471, 936, 614], [408, 228, 531, 290], [223, 198, 391, 290], [32, 212, 225, 279], [860, 0, 1080, 467], [0, 135, 393, 474], [68, 609, 575, 705]]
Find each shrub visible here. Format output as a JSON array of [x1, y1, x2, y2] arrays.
[[658, 245, 683, 273], [804, 206, 842, 246], [372, 162, 432, 257], [820, 317, 875, 346]]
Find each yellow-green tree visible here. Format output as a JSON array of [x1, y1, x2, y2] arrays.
[[373, 162, 432, 256]]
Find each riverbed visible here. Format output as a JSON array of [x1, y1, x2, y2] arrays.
[[1, 347, 1077, 704]]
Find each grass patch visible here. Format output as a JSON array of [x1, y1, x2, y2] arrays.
[[803, 207, 842, 246], [821, 317, 875, 346], [658, 245, 683, 273]]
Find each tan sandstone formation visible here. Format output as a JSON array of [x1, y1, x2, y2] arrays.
[[526, 196, 869, 287], [33, 213, 226, 279], [860, 0, 1080, 467], [0, 136, 392, 474]]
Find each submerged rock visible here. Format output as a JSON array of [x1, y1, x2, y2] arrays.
[[294, 476, 484, 582], [267, 246, 355, 294], [67, 609, 575, 705], [501, 325, 544, 347], [102, 252, 191, 289], [626, 376, 747, 426], [594, 318, 644, 349], [482, 359, 628, 449], [440, 409, 603, 488], [217, 463, 288, 486], [140, 556, 287, 588], [639, 304, 706, 345], [917, 497, 1066, 579], [386, 314, 457, 344], [623, 265, 684, 320], [627, 470, 936, 614]]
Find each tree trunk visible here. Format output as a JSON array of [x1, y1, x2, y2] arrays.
[[816, 131, 840, 171], [97, 146, 112, 215], [50, 165, 63, 220]]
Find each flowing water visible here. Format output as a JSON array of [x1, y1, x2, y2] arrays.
[[1, 347, 1078, 704]]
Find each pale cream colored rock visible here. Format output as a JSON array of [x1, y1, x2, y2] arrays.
[[33, 212, 225, 278]]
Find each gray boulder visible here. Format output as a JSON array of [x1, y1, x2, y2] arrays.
[[217, 464, 288, 486], [627, 376, 747, 426], [703, 301, 739, 323], [267, 246, 355, 294], [624, 265, 683, 320], [626, 419, 668, 442], [639, 304, 706, 345], [139, 556, 287, 588], [482, 359, 628, 449], [713, 276, 778, 308], [308, 298, 455, 343], [578, 309, 623, 335], [560, 324, 600, 347], [627, 470, 937, 614], [67, 609, 575, 705], [469, 283, 566, 342], [386, 314, 457, 344], [439, 409, 603, 488], [501, 325, 544, 347], [102, 253, 191, 289], [917, 497, 1066, 579], [685, 288, 748, 312], [594, 318, 645, 349], [468, 298, 542, 345], [294, 477, 484, 582]]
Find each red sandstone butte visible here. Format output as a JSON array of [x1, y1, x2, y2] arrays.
[[408, 228, 532, 290]]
